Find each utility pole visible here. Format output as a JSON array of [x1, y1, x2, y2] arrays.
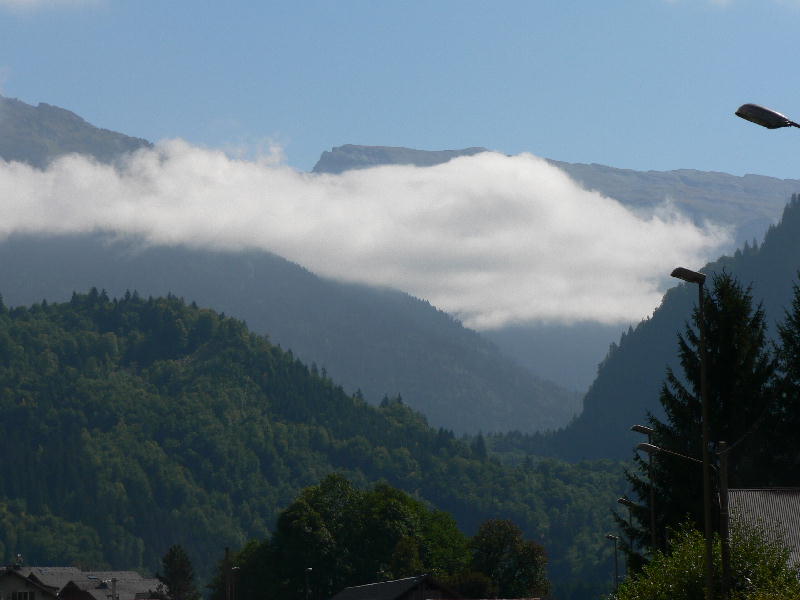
[[719, 441, 731, 600], [224, 547, 231, 600]]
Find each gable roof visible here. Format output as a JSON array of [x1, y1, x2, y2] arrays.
[[330, 575, 457, 600], [0, 568, 60, 597], [25, 568, 85, 591], [60, 575, 161, 600], [729, 488, 800, 567]]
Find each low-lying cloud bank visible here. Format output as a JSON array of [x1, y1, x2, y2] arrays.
[[0, 140, 729, 328]]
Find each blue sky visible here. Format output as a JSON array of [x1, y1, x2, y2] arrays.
[[2, 0, 800, 177]]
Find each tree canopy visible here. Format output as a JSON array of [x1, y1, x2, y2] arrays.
[[0, 290, 623, 599], [616, 523, 800, 600], [209, 476, 548, 600]]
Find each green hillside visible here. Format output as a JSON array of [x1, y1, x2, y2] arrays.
[[0, 234, 580, 434], [0, 291, 622, 599]]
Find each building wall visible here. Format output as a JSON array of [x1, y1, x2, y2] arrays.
[[0, 571, 56, 600]]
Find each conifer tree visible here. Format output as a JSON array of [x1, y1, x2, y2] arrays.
[[158, 545, 201, 600], [621, 273, 776, 562], [769, 278, 800, 484]]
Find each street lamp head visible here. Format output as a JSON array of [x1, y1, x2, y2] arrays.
[[606, 534, 619, 541], [671, 267, 706, 286], [631, 424, 654, 436], [735, 103, 799, 129], [637, 442, 660, 455], [618, 497, 636, 508]]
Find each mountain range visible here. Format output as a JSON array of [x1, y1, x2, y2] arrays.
[[0, 94, 579, 434], [4, 93, 800, 600], [311, 144, 800, 392], [5, 94, 800, 445]]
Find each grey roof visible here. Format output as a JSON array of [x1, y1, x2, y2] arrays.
[[61, 576, 161, 600], [25, 568, 86, 591], [330, 575, 456, 600], [729, 488, 800, 567], [82, 572, 144, 583], [0, 568, 60, 597]]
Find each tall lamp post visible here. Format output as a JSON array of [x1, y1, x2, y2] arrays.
[[670, 266, 713, 600], [606, 534, 620, 593], [304, 567, 312, 600], [617, 497, 634, 575], [630, 424, 657, 553]]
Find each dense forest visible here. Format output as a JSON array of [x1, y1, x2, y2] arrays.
[[0, 291, 623, 599]]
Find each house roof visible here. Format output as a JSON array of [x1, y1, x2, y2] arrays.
[[60, 576, 161, 600], [82, 573, 145, 583], [25, 568, 85, 591], [330, 575, 456, 600], [729, 487, 800, 567], [0, 567, 61, 597]]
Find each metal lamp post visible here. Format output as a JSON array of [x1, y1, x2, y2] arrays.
[[671, 266, 713, 600], [305, 567, 312, 600], [630, 424, 657, 553], [606, 534, 620, 593], [617, 497, 635, 575]]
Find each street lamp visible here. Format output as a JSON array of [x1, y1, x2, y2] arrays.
[[606, 534, 620, 593], [630, 424, 657, 553], [670, 266, 713, 600], [735, 103, 800, 129], [305, 567, 312, 600], [637, 442, 732, 599], [617, 497, 635, 576]]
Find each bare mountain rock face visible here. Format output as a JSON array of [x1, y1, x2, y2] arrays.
[[0, 95, 151, 168], [312, 144, 488, 174]]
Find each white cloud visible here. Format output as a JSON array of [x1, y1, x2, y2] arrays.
[[0, 142, 730, 328]]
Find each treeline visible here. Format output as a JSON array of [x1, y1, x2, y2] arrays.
[[0, 290, 622, 598]]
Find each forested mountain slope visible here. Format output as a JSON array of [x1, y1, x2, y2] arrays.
[[0, 234, 579, 433], [0, 292, 623, 599], [538, 194, 800, 460]]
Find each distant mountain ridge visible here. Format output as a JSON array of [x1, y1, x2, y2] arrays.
[[311, 144, 800, 392], [312, 144, 488, 174], [0, 94, 151, 168], [314, 144, 798, 252]]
